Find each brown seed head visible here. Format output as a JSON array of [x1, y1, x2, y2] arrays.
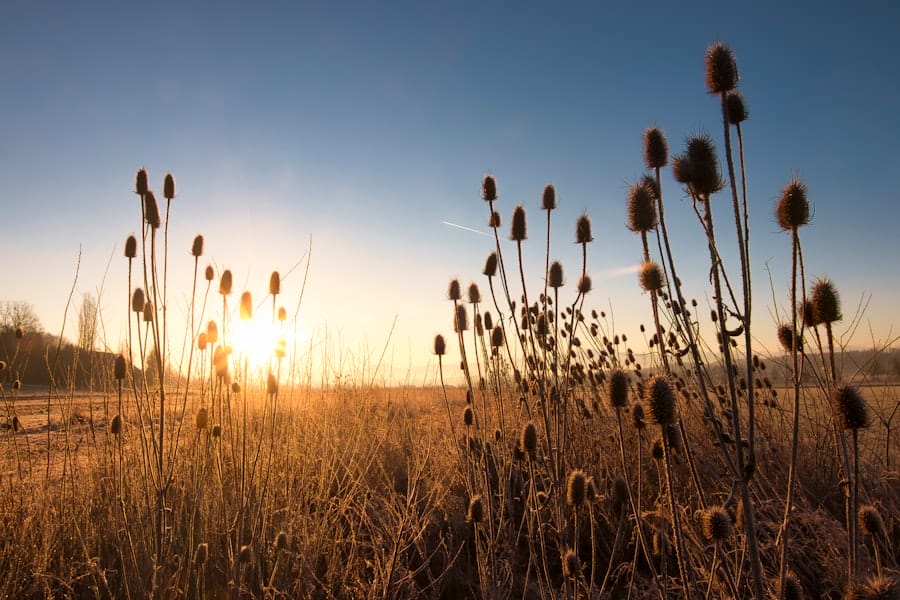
[[433, 334, 446, 356], [859, 505, 885, 537], [811, 278, 841, 324], [833, 385, 869, 430], [191, 234, 204, 257], [702, 507, 733, 541], [672, 155, 693, 185], [491, 326, 504, 348], [510, 205, 527, 241], [143, 301, 154, 322], [212, 424, 222, 437], [549, 261, 564, 288], [110, 414, 122, 435], [488, 210, 501, 228], [776, 179, 810, 231], [777, 324, 802, 353], [576, 214, 593, 244], [268, 271, 280, 296], [463, 405, 474, 426], [132, 288, 145, 312], [632, 402, 646, 430], [542, 184, 557, 210], [135, 167, 149, 195], [482, 175, 497, 201], [144, 191, 161, 228], [219, 270, 233, 295], [163, 173, 175, 200], [608, 369, 629, 408], [238, 545, 251, 564], [15, 327, 23, 339], [267, 372, 278, 395], [628, 181, 659, 233], [782, 571, 803, 600], [483, 312, 493, 330], [643, 127, 669, 169], [206, 321, 218, 345], [639, 261, 665, 292], [12, 379, 20, 391], [846, 576, 900, 600], [275, 531, 288, 550], [647, 376, 676, 425], [562, 549, 580, 578], [521, 421, 538, 458], [468, 283, 481, 304], [483, 252, 498, 278], [197, 332, 207, 350], [705, 42, 739, 94], [566, 469, 587, 507], [196, 407, 208, 430], [612, 475, 629, 511], [448, 279, 461, 301], [466, 495, 484, 523], [686, 134, 722, 196], [125, 235, 137, 259], [278, 306, 286, 322], [454, 305, 468, 332], [725, 91, 749, 124], [577, 275, 592, 295], [115, 354, 126, 380], [651, 436, 665, 460], [204, 265, 214, 281], [240, 291, 252, 321]]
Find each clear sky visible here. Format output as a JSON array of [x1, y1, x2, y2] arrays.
[[2, 1, 899, 385]]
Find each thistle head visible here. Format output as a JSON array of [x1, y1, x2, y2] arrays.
[[646, 375, 676, 425], [197, 332, 207, 350], [776, 178, 810, 231], [510, 205, 527, 242], [811, 278, 841, 324], [269, 271, 281, 296], [608, 369, 629, 408], [124, 235, 137, 259], [110, 414, 122, 435], [219, 270, 233, 296], [278, 307, 287, 322], [672, 154, 693, 185], [725, 91, 748, 124], [548, 261, 564, 289], [833, 385, 869, 430], [482, 175, 497, 202], [562, 549, 581, 578], [144, 191, 161, 229], [705, 42, 739, 94], [627, 181, 658, 233], [541, 184, 557, 210], [782, 571, 803, 600], [639, 261, 664, 293], [643, 127, 669, 169], [163, 173, 176, 200], [575, 214, 593, 244], [267, 372, 278, 395]]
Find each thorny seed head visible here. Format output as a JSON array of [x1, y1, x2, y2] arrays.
[[240, 291, 252, 321], [859, 505, 885, 537], [144, 191, 161, 229], [672, 154, 693, 185], [468, 282, 481, 304], [521, 421, 538, 459], [639, 261, 665, 292], [482, 175, 497, 202], [454, 304, 468, 332], [542, 183, 557, 210], [125, 235, 137, 259], [143, 301, 154, 322], [811, 278, 841, 324], [238, 545, 252, 564], [269, 271, 281, 296], [115, 354, 126, 380], [491, 326, 504, 348], [488, 210, 501, 228], [562, 549, 580, 578], [566, 470, 587, 507], [725, 91, 749, 124], [466, 495, 484, 523], [483, 252, 498, 278], [12, 380, 21, 391], [628, 181, 659, 233], [197, 332, 207, 350], [833, 385, 869, 430], [576, 214, 593, 244], [549, 261, 564, 288], [163, 173, 175, 200], [510, 205, 527, 242], [433, 334, 446, 356], [219, 270, 233, 296], [685, 134, 722, 196], [206, 321, 218, 345], [110, 414, 122, 435], [846, 575, 899, 600], [702, 507, 733, 541], [196, 407, 208, 430], [267, 372, 278, 395], [204, 265, 214, 281], [612, 475, 629, 512], [646, 376, 676, 426], [651, 436, 665, 460], [632, 402, 646, 430], [191, 234, 204, 257], [483, 312, 493, 330], [643, 127, 669, 169], [212, 424, 222, 437], [135, 167, 149, 195], [463, 405, 474, 426], [448, 279, 461, 301], [776, 178, 810, 231], [608, 369, 629, 408], [705, 42, 739, 94], [777, 324, 803, 353], [275, 531, 288, 550], [782, 571, 803, 600], [577, 275, 592, 295], [132, 288, 145, 313]]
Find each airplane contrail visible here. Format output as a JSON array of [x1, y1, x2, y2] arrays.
[[441, 220, 491, 237]]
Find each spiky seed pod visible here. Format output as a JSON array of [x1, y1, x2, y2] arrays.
[[240, 292, 252, 320], [686, 135, 722, 196], [639, 261, 664, 292], [777, 324, 803, 353], [192, 542, 208, 566], [213, 346, 227, 377], [541, 183, 557, 210], [197, 332, 208, 351], [219, 270, 233, 296], [144, 191, 161, 228], [562, 549, 580, 578], [644, 127, 669, 169], [811, 278, 841, 324], [586, 477, 599, 503], [651, 437, 665, 460], [641, 174, 661, 203], [267, 372, 278, 395], [132, 288, 145, 312], [143, 301, 154, 322], [846, 576, 900, 600], [163, 173, 175, 200], [466, 495, 484, 523], [612, 475, 629, 511], [196, 407, 208, 430], [454, 305, 468, 332], [204, 265, 214, 282], [190, 234, 204, 257], [705, 42, 739, 94], [576, 214, 593, 244], [702, 507, 733, 541], [114, 354, 126, 380], [608, 369, 629, 408], [278, 307, 286, 322], [110, 414, 122, 435], [521, 421, 538, 459], [776, 179, 810, 231], [800, 299, 818, 328], [448, 279, 461, 301], [632, 402, 646, 430], [833, 385, 869, 430], [274, 531, 288, 550], [510, 205, 527, 241], [206, 321, 218, 345], [672, 155, 693, 184], [647, 376, 676, 425], [12, 380, 20, 391], [725, 91, 749, 124], [491, 326, 504, 348], [859, 505, 885, 537], [566, 470, 587, 507], [628, 181, 659, 233], [125, 235, 137, 259], [463, 406, 474, 426], [433, 334, 446, 356], [548, 261, 564, 288], [483, 252, 498, 277], [468, 283, 481, 304], [135, 167, 149, 195], [782, 571, 803, 600], [211, 424, 222, 438], [482, 175, 497, 201], [238, 545, 251, 564], [577, 275, 592, 295]]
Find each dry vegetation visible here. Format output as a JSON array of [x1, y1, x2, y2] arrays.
[[1, 42, 899, 599]]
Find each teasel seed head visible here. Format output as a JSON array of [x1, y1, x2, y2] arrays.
[[466, 495, 484, 523], [628, 181, 659, 233], [777, 324, 802, 353], [135, 167, 149, 195], [278, 307, 287, 322], [566, 469, 587, 507], [490, 326, 504, 348], [611, 474, 629, 508], [782, 571, 803, 600], [143, 301, 154, 322], [541, 184, 557, 211], [267, 372, 278, 395], [639, 261, 665, 292], [846, 576, 899, 600], [163, 173, 175, 200], [132, 288, 145, 313], [197, 332, 208, 351], [859, 505, 885, 537], [204, 265, 214, 282], [576, 214, 593, 244], [562, 549, 580, 578], [463, 405, 474, 426], [219, 270, 233, 295], [608, 369, 629, 408], [702, 507, 733, 541], [521, 421, 538, 459], [124, 235, 137, 259], [647, 376, 676, 425], [0, 361, 6, 371], [275, 337, 286, 358], [482, 174, 497, 202], [191, 234, 204, 257], [483, 312, 493, 330], [643, 127, 669, 169], [488, 210, 501, 228], [651, 436, 665, 460], [275, 531, 288, 550], [114, 354, 126, 380], [672, 154, 693, 185], [632, 402, 646, 430], [433, 334, 446, 356], [144, 191, 161, 229], [548, 261, 564, 288], [510, 205, 527, 241], [12, 380, 20, 390], [833, 384, 869, 430], [811, 278, 841, 324], [686, 134, 722, 196], [240, 291, 252, 321], [577, 275, 592, 295], [238, 544, 251, 564], [269, 271, 280, 296], [448, 279, 461, 301], [725, 91, 749, 124], [212, 424, 222, 438], [206, 321, 218, 345], [776, 179, 810, 231], [483, 252, 498, 278], [800, 299, 818, 328], [454, 305, 468, 332], [705, 42, 739, 94], [468, 283, 481, 304], [110, 414, 122, 435], [193, 542, 208, 566], [196, 407, 208, 430]]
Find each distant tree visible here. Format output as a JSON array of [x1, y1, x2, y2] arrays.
[[77, 294, 98, 352], [0, 300, 42, 335]]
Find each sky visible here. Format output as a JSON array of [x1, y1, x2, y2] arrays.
[[2, 1, 899, 386]]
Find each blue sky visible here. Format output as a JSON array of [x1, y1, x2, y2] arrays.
[[2, 1, 899, 383]]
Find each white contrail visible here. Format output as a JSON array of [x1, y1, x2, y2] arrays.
[[441, 220, 491, 237]]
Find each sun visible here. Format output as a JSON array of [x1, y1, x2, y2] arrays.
[[230, 313, 289, 376]]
